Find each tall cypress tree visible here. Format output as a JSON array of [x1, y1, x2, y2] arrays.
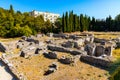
[[91, 17, 96, 31], [69, 11, 73, 32], [62, 14, 65, 32], [77, 16, 80, 31], [65, 12, 69, 32], [80, 14, 84, 32], [73, 14, 78, 32]]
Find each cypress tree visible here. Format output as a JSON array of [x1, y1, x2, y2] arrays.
[[62, 14, 64, 32], [80, 14, 84, 32], [69, 11, 73, 32], [65, 12, 69, 32]]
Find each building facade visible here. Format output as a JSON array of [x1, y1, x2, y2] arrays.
[[29, 10, 60, 23]]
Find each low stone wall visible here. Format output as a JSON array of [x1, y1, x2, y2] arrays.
[[80, 55, 112, 67], [3, 53, 20, 59], [47, 45, 87, 55], [94, 38, 108, 43], [1, 55, 27, 80]]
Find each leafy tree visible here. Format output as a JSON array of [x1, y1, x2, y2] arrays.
[[34, 15, 45, 32], [21, 25, 32, 37], [42, 19, 52, 33]]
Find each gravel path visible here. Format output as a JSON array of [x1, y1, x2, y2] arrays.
[[0, 61, 15, 80]]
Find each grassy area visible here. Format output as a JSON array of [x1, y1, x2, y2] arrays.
[[112, 49, 120, 58], [90, 32, 120, 39], [105, 48, 120, 80], [110, 67, 120, 80]]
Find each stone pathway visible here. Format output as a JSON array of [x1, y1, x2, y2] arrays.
[[0, 61, 16, 80]]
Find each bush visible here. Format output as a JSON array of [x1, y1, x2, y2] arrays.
[[110, 67, 120, 80], [5, 24, 33, 37]]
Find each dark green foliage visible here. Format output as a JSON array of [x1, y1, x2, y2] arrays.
[[69, 11, 73, 32], [61, 11, 90, 32], [1, 5, 120, 37], [110, 67, 120, 80], [65, 12, 69, 32], [60, 11, 120, 32]]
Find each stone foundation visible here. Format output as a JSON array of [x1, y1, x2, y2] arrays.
[[80, 55, 112, 67]]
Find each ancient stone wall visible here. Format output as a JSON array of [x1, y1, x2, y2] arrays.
[[80, 55, 112, 67]]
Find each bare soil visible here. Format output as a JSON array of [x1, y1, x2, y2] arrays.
[[10, 52, 109, 80]]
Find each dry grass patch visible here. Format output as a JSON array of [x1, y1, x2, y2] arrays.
[[112, 49, 120, 58], [10, 53, 108, 80]]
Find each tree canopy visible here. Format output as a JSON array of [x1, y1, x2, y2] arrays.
[[1, 5, 120, 37]]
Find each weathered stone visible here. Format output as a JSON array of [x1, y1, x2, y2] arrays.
[[44, 51, 57, 59], [39, 41, 45, 47], [20, 46, 36, 58], [16, 41, 30, 49], [84, 43, 96, 56], [21, 36, 27, 40], [85, 35, 94, 44], [36, 34, 42, 38], [58, 55, 75, 64], [47, 33, 53, 37], [47, 45, 87, 55], [0, 42, 7, 53], [94, 38, 108, 43], [35, 48, 42, 54], [20, 51, 26, 58], [74, 38, 84, 48], [69, 35, 77, 39], [26, 37, 39, 44], [44, 62, 58, 75], [53, 33, 68, 39], [95, 46, 105, 57], [80, 55, 112, 67], [8, 41, 18, 51], [49, 62, 58, 70], [105, 46, 113, 56], [71, 50, 87, 55], [61, 40, 74, 48], [45, 40, 53, 44]]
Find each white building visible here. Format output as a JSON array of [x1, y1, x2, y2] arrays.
[[29, 10, 60, 23]]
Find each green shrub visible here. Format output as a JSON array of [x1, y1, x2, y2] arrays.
[[110, 67, 120, 80]]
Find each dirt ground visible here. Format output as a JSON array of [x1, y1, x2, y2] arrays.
[[10, 52, 109, 80]]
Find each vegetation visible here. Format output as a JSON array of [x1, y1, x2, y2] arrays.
[[110, 66, 120, 80], [108, 49, 120, 80], [0, 5, 53, 37], [61, 11, 120, 32], [1, 5, 120, 37], [62, 11, 90, 32]]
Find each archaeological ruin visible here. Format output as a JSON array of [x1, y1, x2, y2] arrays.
[[0, 32, 119, 80]]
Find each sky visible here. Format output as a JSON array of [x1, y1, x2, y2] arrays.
[[0, 0, 120, 19]]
